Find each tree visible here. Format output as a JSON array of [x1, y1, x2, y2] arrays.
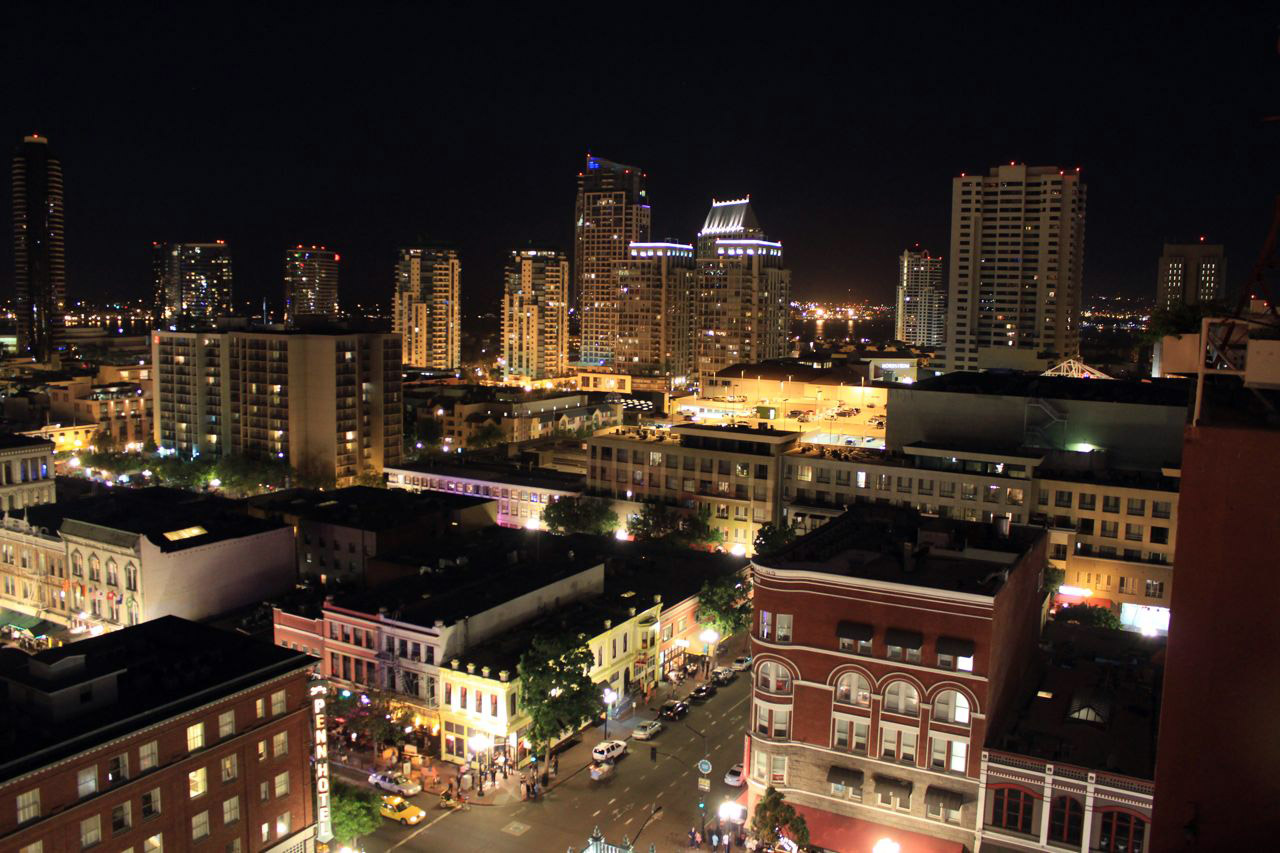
[[468, 422, 507, 449], [697, 575, 752, 640], [355, 469, 386, 488], [627, 501, 682, 541], [1043, 566, 1065, 596], [542, 496, 619, 536], [1056, 603, 1121, 630], [751, 785, 810, 849], [346, 691, 414, 757], [754, 521, 798, 557], [329, 783, 380, 847], [518, 631, 601, 771]]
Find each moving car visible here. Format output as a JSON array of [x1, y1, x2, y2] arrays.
[[659, 699, 690, 720], [369, 772, 422, 797], [711, 666, 736, 685], [731, 655, 753, 671], [689, 683, 717, 703], [633, 720, 664, 740], [592, 739, 628, 762], [380, 795, 426, 825], [589, 760, 616, 781], [724, 763, 745, 787]]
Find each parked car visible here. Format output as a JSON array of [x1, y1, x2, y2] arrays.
[[731, 655, 753, 671], [633, 720, 664, 740], [369, 772, 422, 797], [712, 666, 736, 685], [724, 763, 745, 787], [659, 699, 690, 720], [689, 683, 717, 703], [380, 795, 426, 825], [787, 410, 804, 418], [592, 740, 628, 762]]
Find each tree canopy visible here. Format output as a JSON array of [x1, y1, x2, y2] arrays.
[[330, 783, 380, 846], [627, 500, 724, 548], [1056, 603, 1120, 630], [751, 785, 810, 848], [518, 630, 601, 763], [468, 422, 507, 448], [753, 520, 798, 556], [696, 575, 752, 638], [542, 496, 619, 536]]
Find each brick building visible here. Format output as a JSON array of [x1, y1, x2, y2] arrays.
[[746, 505, 1046, 852], [0, 617, 318, 853]]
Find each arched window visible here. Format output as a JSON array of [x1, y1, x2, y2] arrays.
[[125, 563, 138, 591], [88, 555, 101, 582], [1099, 811, 1146, 853], [934, 690, 971, 724], [756, 662, 792, 694], [990, 786, 1036, 834], [105, 558, 118, 587], [1049, 796, 1084, 845], [835, 673, 871, 707], [71, 551, 83, 577], [882, 681, 919, 716]]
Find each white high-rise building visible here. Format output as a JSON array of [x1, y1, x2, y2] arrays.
[[393, 247, 461, 370], [894, 248, 945, 347], [1156, 241, 1225, 311], [940, 164, 1086, 372], [502, 248, 569, 382]]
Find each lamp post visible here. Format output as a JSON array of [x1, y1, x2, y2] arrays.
[[468, 733, 489, 794], [699, 628, 720, 675], [602, 687, 618, 739]]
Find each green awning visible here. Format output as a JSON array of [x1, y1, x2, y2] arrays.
[[28, 619, 62, 638], [0, 608, 42, 631]]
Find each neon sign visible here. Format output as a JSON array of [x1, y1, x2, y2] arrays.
[[311, 683, 333, 843]]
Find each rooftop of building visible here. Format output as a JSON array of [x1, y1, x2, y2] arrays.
[[387, 460, 585, 492], [715, 359, 872, 385], [909, 372, 1192, 408], [989, 620, 1162, 780], [0, 433, 55, 452], [700, 198, 761, 238], [25, 487, 287, 552], [0, 616, 314, 783], [755, 504, 1044, 596], [243, 486, 490, 530]]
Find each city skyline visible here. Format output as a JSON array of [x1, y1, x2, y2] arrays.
[[2, 7, 1276, 317]]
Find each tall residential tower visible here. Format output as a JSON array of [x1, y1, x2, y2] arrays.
[[284, 245, 340, 323], [502, 248, 569, 382], [614, 242, 697, 380], [894, 248, 945, 347], [941, 164, 1086, 372], [11, 135, 66, 361], [1156, 240, 1225, 311], [393, 247, 460, 370], [574, 155, 650, 366], [153, 240, 235, 325]]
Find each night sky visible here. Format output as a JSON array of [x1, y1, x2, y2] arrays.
[[4, 5, 1278, 315]]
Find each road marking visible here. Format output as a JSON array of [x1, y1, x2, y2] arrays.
[[388, 808, 453, 850], [624, 786, 631, 793], [608, 798, 617, 805], [593, 809, 602, 817], [667, 780, 677, 788], [681, 770, 689, 778], [625, 817, 634, 825]]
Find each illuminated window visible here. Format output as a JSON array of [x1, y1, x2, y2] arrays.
[[162, 526, 208, 541]]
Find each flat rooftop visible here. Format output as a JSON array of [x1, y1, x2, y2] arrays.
[[911, 372, 1192, 408], [756, 504, 1044, 596], [990, 620, 1162, 779], [0, 434, 55, 451], [0, 617, 313, 783], [244, 485, 490, 530]]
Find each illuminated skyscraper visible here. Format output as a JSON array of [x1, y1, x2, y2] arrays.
[[1156, 241, 1225, 311], [894, 248, 945, 347], [393, 247, 460, 370], [615, 242, 696, 380], [153, 241, 234, 325], [11, 134, 66, 361], [502, 248, 569, 382], [283, 245, 340, 324], [941, 164, 1086, 372], [694, 198, 790, 385], [574, 154, 650, 366]]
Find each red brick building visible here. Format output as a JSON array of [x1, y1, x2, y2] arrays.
[[746, 505, 1046, 852], [0, 616, 318, 853]]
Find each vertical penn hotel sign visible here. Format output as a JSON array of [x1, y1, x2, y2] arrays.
[[311, 683, 334, 844]]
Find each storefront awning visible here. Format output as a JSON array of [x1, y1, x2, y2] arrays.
[[873, 774, 912, 798], [788, 802, 964, 853], [885, 628, 923, 650], [826, 765, 864, 787], [925, 785, 966, 811], [0, 608, 41, 631], [835, 620, 873, 641], [936, 636, 975, 657]]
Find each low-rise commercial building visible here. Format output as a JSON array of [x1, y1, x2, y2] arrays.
[[0, 436, 54, 513], [406, 384, 621, 450], [0, 617, 318, 853], [385, 461, 584, 529]]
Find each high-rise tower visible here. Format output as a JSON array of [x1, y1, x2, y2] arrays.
[[894, 248, 946, 347], [501, 248, 569, 382], [12, 135, 66, 361], [153, 241, 234, 325], [574, 154, 650, 366], [941, 164, 1086, 372], [393, 247, 460, 370], [615, 242, 697, 380], [284, 245, 340, 324], [1156, 240, 1225, 311], [694, 198, 790, 386]]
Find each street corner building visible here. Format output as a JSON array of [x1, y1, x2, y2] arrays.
[[0, 617, 320, 853]]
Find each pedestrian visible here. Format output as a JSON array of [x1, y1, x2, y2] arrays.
[[695, 830, 702, 848], [724, 833, 731, 851], [712, 833, 719, 850], [552, 754, 559, 776], [689, 828, 697, 848], [520, 780, 527, 800]]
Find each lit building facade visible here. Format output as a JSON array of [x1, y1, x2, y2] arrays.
[[574, 155, 650, 366], [152, 329, 403, 484], [393, 247, 460, 370], [283, 245, 340, 323], [153, 241, 234, 324], [694, 199, 791, 386], [940, 164, 1086, 372], [0, 436, 55, 513], [1155, 241, 1225, 311], [615, 242, 696, 381], [895, 248, 945, 348], [12, 134, 67, 362], [385, 462, 584, 529], [502, 248, 569, 381]]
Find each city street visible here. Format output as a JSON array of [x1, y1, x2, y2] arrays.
[[353, 671, 753, 852]]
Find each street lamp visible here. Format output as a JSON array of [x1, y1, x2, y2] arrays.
[[602, 687, 618, 738], [699, 628, 720, 672]]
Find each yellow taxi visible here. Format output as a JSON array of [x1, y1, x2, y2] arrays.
[[380, 794, 426, 826]]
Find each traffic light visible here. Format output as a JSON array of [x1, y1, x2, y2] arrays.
[[650, 747, 658, 762], [698, 800, 706, 811]]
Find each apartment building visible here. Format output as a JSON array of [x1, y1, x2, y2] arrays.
[[47, 381, 150, 449], [0, 436, 54, 513], [587, 424, 800, 555], [385, 461, 584, 529], [614, 242, 697, 380], [0, 617, 318, 853], [1155, 241, 1225, 311], [393, 247, 460, 370], [502, 248, 569, 381], [747, 505, 1046, 852], [405, 384, 620, 450], [895, 248, 946, 348], [153, 328, 403, 484]]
